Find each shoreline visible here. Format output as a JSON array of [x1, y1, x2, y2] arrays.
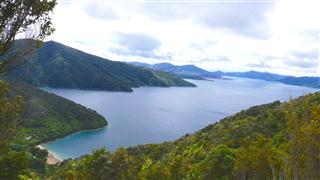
[[41, 126, 107, 145], [35, 126, 107, 164], [36, 145, 62, 165]]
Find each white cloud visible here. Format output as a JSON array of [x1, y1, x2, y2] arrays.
[[47, 0, 320, 76]]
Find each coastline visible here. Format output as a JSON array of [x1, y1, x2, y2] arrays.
[[36, 145, 61, 165], [41, 126, 107, 145], [35, 126, 107, 164]]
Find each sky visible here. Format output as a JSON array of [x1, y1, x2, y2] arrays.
[[47, 0, 319, 77]]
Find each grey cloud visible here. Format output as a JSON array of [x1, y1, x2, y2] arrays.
[[291, 49, 319, 60], [84, 3, 118, 20], [110, 33, 170, 59], [115, 32, 161, 52], [83, 1, 274, 39], [264, 54, 319, 69], [136, 1, 274, 39], [264, 55, 278, 60], [284, 58, 319, 69]]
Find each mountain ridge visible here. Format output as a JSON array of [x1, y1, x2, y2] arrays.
[[129, 62, 320, 88], [4, 40, 195, 92]]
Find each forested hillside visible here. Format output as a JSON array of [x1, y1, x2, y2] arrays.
[[4, 41, 195, 92], [9, 83, 107, 146], [129, 62, 220, 80], [51, 92, 320, 179]]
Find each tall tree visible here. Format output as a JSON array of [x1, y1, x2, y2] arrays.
[[0, 1, 56, 178], [285, 96, 320, 179], [0, 0, 56, 74]]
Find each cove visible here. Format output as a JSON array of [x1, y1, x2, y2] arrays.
[[42, 78, 318, 160]]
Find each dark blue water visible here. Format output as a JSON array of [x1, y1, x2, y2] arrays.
[[42, 78, 318, 160]]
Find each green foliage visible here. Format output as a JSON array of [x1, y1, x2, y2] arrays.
[[0, 0, 56, 74], [188, 145, 236, 179], [51, 92, 320, 179], [0, 151, 29, 179], [5, 41, 195, 92], [0, 80, 22, 154], [9, 83, 107, 145], [234, 135, 284, 179]]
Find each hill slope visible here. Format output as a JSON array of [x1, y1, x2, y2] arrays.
[[9, 83, 107, 145], [52, 92, 320, 179], [5, 41, 195, 92], [129, 62, 219, 80]]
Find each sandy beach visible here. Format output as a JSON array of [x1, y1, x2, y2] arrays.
[[36, 145, 62, 165]]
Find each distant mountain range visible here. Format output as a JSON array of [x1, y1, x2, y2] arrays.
[[129, 62, 320, 88], [129, 62, 219, 80], [4, 41, 195, 92]]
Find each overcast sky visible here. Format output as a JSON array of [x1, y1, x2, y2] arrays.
[[47, 0, 319, 76]]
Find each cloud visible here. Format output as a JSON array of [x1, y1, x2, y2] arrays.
[[136, 2, 274, 39], [84, 3, 118, 20], [109, 33, 170, 59], [109, 47, 172, 60], [48, 0, 320, 76], [285, 58, 319, 69], [291, 49, 319, 60], [115, 32, 161, 52]]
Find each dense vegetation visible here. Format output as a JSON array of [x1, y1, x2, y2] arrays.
[[5, 41, 195, 92], [0, 1, 59, 179], [1, 82, 107, 179], [49, 92, 320, 179], [129, 62, 218, 80], [8, 83, 107, 146]]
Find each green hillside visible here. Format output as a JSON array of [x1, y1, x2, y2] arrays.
[[9, 83, 107, 146], [5, 41, 195, 92], [51, 92, 320, 179]]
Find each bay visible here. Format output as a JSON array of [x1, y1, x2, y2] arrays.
[[42, 77, 318, 160]]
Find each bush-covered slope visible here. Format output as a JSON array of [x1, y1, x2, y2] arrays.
[[5, 41, 195, 91], [129, 62, 219, 80], [52, 92, 320, 179], [9, 83, 107, 145]]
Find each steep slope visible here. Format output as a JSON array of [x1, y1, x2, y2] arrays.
[[5, 41, 195, 92], [52, 92, 320, 179], [9, 83, 107, 145]]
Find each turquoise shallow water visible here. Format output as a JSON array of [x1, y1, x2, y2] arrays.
[[42, 78, 318, 160]]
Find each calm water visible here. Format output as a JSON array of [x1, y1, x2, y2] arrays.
[[42, 78, 318, 160]]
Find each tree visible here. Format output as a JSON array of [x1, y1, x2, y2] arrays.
[[0, 81, 22, 154], [234, 135, 283, 180], [0, 0, 56, 149], [188, 145, 236, 179], [0, 0, 56, 74], [0, 1, 56, 178], [285, 95, 320, 179]]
